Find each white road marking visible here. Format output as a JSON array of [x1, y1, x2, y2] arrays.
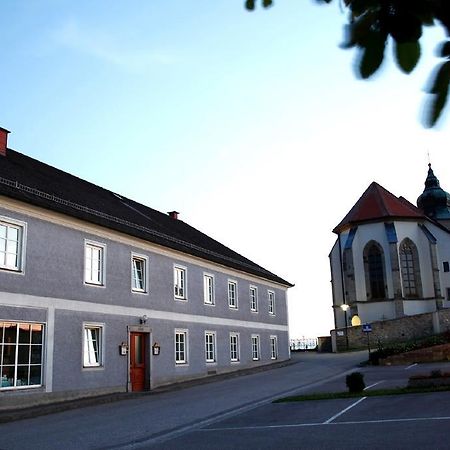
[[201, 415, 450, 432], [405, 363, 418, 370], [323, 397, 366, 424], [364, 381, 384, 390]]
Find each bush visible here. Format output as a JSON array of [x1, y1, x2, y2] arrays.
[[346, 372, 365, 393]]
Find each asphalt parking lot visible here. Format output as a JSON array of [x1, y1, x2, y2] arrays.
[[150, 361, 450, 449]]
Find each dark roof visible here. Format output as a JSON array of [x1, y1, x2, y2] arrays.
[[0, 148, 292, 287], [333, 182, 426, 233]]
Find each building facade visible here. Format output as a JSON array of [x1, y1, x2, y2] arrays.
[[0, 127, 292, 399], [330, 165, 450, 331]]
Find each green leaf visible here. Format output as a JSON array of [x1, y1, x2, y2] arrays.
[[245, 0, 255, 10], [438, 40, 450, 58], [425, 88, 449, 127], [428, 61, 450, 94], [395, 41, 421, 73], [262, 0, 273, 7], [358, 32, 387, 79]]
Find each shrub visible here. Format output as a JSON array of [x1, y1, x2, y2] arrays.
[[346, 372, 365, 393]]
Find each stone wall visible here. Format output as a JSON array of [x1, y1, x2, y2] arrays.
[[331, 308, 450, 352]]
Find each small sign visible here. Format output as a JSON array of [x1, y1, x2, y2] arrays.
[[362, 323, 372, 333]]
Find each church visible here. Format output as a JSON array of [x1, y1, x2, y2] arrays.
[[329, 165, 450, 344]]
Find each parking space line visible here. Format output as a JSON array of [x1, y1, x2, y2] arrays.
[[323, 397, 366, 424], [405, 363, 418, 370], [201, 415, 450, 433], [364, 381, 384, 390]]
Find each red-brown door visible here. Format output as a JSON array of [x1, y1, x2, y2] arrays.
[[130, 332, 146, 391]]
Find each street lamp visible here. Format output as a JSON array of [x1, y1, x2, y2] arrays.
[[340, 304, 350, 351]]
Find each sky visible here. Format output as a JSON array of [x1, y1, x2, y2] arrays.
[[2, 1, 450, 338]]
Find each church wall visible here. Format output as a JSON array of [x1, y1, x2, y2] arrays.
[[357, 301, 395, 323], [429, 223, 450, 306], [329, 238, 345, 328], [404, 300, 437, 315]]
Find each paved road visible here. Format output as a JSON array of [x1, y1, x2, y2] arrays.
[[0, 352, 364, 449]]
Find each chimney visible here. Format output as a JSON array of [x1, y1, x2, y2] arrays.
[[0, 127, 10, 157], [168, 211, 179, 220]]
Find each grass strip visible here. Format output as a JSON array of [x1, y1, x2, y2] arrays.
[[274, 384, 450, 403]]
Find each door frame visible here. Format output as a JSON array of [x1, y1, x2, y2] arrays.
[[127, 325, 151, 392]]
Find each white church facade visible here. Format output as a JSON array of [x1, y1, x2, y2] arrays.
[[330, 165, 450, 332]]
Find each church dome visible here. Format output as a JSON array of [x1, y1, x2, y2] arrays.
[[417, 164, 450, 220]]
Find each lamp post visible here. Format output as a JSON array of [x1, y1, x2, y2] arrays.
[[340, 304, 350, 351]]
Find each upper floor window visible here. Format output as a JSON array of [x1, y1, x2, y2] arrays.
[[0, 218, 25, 272], [205, 331, 216, 363], [400, 238, 422, 298], [83, 324, 103, 368], [228, 280, 238, 309], [132, 254, 148, 293], [174, 266, 186, 300], [250, 286, 258, 312], [175, 330, 188, 364], [268, 290, 275, 315], [363, 241, 386, 300], [85, 242, 105, 286], [203, 274, 215, 305]]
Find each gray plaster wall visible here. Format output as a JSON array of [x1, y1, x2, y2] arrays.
[[0, 206, 290, 396], [0, 207, 287, 326]]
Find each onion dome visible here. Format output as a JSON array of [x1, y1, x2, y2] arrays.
[[417, 164, 450, 220]]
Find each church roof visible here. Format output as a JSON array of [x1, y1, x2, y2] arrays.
[[333, 182, 425, 233]]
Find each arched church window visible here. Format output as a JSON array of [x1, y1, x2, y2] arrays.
[[400, 238, 422, 298], [363, 242, 386, 300]]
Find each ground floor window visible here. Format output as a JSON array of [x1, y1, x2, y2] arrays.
[[0, 321, 44, 389], [251, 334, 260, 361], [83, 324, 103, 367], [270, 335, 278, 360], [230, 332, 240, 362], [205, 331, 216, 363], [175, 330, 188, 364]]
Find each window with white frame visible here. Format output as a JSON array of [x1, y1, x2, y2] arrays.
[[132, 254, 147, 293], [205, 332, 216, 363], [230, 332, 240, 362], [0, 218, 25, 272], [0, 322, 44, 389], [228, 280, 238, 309], [85, 242, 105, 285], [203, 274, 215, 305], [268, 290, 275, 315], [83, 324, 103, 368], [270, 335, 278, 360], [174, 266, 186, 299], [250, 286, 258, 312], [251, 334, 260, 361], [175, 330, 188, 364]]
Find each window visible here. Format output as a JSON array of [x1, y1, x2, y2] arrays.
[[400, 239, 422, 298], [363, 241, 386, 299], [250, 286, 258, 312], [83, 324, 103, 367], [204, 274, 215, 305], [174, 266, 186, 299], [251, 335, 260, 361], [85, 242, 105, 285], [175, 330, 188, 364], [0, 218, 25, 272], [132, 254, 147, 293], [270, 336, 278, 360], [268, 290, 275, 315], [205, 332, 216, 363], [228, 280, 238, 309], [444, 261, 449, 273], [0, 322, 44, 389], [230, 333, 240, 362]]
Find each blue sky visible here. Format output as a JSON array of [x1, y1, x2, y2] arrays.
[[2, 1, 450, 337]]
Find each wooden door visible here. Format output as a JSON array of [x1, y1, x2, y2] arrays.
[[130, 332, 146, 391]]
